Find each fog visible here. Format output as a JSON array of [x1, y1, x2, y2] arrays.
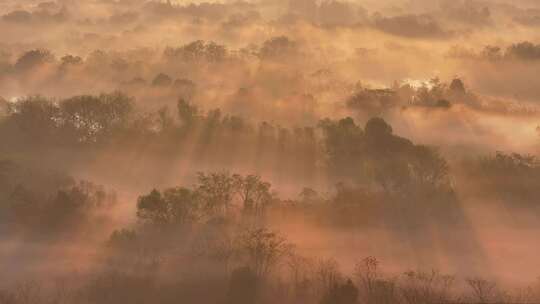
[[1, 1, 540, 304]]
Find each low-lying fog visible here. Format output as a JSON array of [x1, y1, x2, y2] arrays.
[[1, 1, 540, 303]]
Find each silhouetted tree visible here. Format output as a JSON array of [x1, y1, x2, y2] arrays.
[[7, 96, 60, 141], [299, 187, 320, 204], [14, 49, 55, 72], [196, 172, 235, 217], [238, 228, 292, 278], [318, 117, 364, 179], [137, 187, 199, 226], [259, 36, 299, 60], [60, 92, 133, 143], [177, 99, 199, 127], [233, 174, 272, 214], [164, 40, 227, 63], [506, 41, 540, 60], [152, 73, 173, 87]]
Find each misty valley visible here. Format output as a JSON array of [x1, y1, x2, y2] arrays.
[[2, 0, 540, 304]]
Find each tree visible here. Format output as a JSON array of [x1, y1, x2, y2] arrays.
[[354, 257, 396, 304], [320, 116, 452, 196], [299, 187, 320, 204], [287, 253, 315, 300], [177, 99, 199, 127], [137, 189, 170, 225], [59, 55, 83, 72], [400, 270, 455, 304], [355, 257, 380, 299], [466, 278, 497, 303], [233, 174, 272, 214], [365, 117, 393, 138], [506, 41, 540, 61], [259, 36, 299, 60], [3, 10, 32, 23], [156, 107, 174, 132], [196, 172, 235, 217], [152, 73, 173, 87], [204, 41, 228, 63], [318, 117, 364, 179], [0, 97, 8, 117], [136, 187, 199, 226], [108, 229, 138, 250], [449, 78, 466, 95], [164, 40, 227, 63], [364, 118, 412, 193], [14, 49, 55, 72], [61, 55, 83, 66], [465, 151, 540, 204], [409, 145, 450, 190], [5, 178, 113, 235], [316, 258, 342, 298], [346, 88, 397, 116], [365, 117, 452, 195], [238, 228, 292, 278], [60, 92, 134, 143], [165, 187, 199, 225], [7, 96, 60, 140]]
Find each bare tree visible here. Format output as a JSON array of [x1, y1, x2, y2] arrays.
[[287, 253, 315, 300], [237, 228, 292, 278], [466, 277, 497, 303], [355, 257, 397, 304], [400, 270, 455, 304], [196, 172, 235, 217], [316, 258, 342, 298], [233, 174, 272, 215]]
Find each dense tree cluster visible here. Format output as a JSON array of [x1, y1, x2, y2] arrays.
[[453, 41, 540, 62], [2, 92, 133, 144], [0, 90, 457, 203], [0, 160, 115, 236], [460, 152, 540, 206], [136, 172, 274, 227], [320, 116, 451, 196]]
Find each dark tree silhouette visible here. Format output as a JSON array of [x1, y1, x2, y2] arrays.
[[14, 49, 55, 72], [137, 187, 199, 226]]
